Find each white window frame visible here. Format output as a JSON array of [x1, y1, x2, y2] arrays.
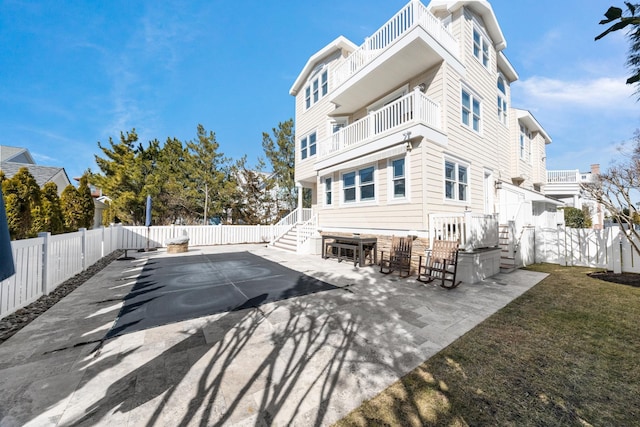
[[387, 155, 409, 202], [341, 164, 377, 205], [472, 27, 490, 68], [444, 158, 469, 203], [300, 131, 317, 160], [497, 75, 508, 126], [303, 66, 328, 111], [461, 87, 482, 133], [323, 176, 333, 207], [519, 124, 532, 164]]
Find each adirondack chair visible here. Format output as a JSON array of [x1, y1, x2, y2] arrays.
[[379, 235, 413, 277], [417, 240, 461, 289]]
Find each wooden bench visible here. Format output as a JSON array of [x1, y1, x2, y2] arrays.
[[417, 240, 461, 288], [324, 241, 359, 266]]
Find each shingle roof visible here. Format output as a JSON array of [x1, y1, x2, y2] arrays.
[[0, 145, 29, 163], [0, 162, 67, 188]]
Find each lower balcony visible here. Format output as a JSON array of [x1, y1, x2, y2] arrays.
[[314, 88, 446, 171]]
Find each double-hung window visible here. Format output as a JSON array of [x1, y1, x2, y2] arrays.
[[342, 165, 376, 204], [462, 89, 481, 132], [300, 132, 316, 160], [391, 158, 406, 199], [473, 28, 489, 68], [445, 160, 468, 202], [324, 177, 333, 206], [497, 77, 508, 125], [304, 68, 328, 110], [519, 125, 532, 163]]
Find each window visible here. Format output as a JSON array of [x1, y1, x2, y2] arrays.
[[342, 165, 376, 203], [300, 132, 317, 160], [445, 160, 468, 202], [391, 158, 406, 198], [497, 77, 508, 125], [304, 68, 328, 110], [473, 28, 489, 68], [462, 89, 481, 132], [520, 125, 532, 163], [324, 177, 333, 206], [343, 171, 356, 202], [359, 167, 375, 201]]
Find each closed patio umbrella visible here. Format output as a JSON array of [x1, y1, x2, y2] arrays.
[[0, 186, 15, 281]]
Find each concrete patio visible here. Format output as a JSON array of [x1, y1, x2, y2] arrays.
[[0, 244, 547, 426]]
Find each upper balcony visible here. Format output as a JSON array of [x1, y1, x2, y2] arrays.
[[314, 87, 446, 172], [330, 0, 463, 115], [545, 170, 596, 195]]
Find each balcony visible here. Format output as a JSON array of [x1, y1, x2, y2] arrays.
[[314, 88, 445, 171], [545, 170, 595, 196], [330, 0, 463, 114]]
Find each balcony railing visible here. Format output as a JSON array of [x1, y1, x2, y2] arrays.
[[547, 170, 595, 184], [319, 89, 440, 158], [333, 0, 458, 88]]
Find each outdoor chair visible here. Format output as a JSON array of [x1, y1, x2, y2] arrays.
[[417, 240, 461, 289], [379, 235, 413, 277]]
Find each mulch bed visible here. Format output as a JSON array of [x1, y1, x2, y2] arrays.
[[588, 271, 640, 287], [0, 250, 123, 345]]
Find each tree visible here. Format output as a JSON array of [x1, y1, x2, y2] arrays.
[[32, 182, 64, 234], [261, 119, 297, 217], [90, 129, 156, 225], [1, 167, 41, 239], [582, 130, 640, 255], [562, 206, 593, 228], [596, 3, 640, 97], [60, 184, 85, 232], [233, 157, 278, 225], [77, 175, 95, 229]]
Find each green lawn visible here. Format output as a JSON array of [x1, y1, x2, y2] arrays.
[[334, 264, 640, 427]]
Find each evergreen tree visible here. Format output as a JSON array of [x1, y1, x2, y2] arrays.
[[35, 182, 64, 234], [1, 167, 41, 239], [261, 119, 296, 217], [60, 184, 84, 232], [77, 174, 95, 229]]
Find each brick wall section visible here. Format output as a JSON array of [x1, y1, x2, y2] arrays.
[[320, 232, 429, 276]]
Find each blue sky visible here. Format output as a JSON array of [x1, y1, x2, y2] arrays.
[[0, 0, 637, 182]]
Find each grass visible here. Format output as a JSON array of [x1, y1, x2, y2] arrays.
[[334, 264, 640, 427]]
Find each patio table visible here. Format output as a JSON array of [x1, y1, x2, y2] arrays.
[[321, 234, 377, 267]]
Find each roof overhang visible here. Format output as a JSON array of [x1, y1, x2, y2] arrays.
[[428, 0, 506, 51], [515, 109, 552, 144], [497, 52, 518, 82], [290, 36, 358, 96]]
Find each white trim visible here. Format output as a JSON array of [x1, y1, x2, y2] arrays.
[[367, 85, 409, 113], [387, 155, 410, 204], [340, 162, 378, 206], [318, 144, 407, 176], [443, 155, 470, 205], [460, 84, 483, 135]]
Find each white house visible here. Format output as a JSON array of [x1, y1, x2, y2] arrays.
[[278, 0, 562, 281], [546, 164, 604, 229], [0, 145, 71, 197]]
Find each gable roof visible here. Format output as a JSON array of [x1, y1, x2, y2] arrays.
[[290, 36, 358, 96], [0, 145, 35, 164], [428, 0, 506, 51], [0, 162, 71, 189], [514, 109, 552, 144]]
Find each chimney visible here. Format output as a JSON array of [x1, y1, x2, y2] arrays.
[[590, 164, 600, 175]]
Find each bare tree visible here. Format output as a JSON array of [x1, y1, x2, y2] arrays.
[[582, 130, 640, 256]]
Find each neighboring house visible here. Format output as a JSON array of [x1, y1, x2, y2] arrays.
[[546, 164, 605, 229], [0, 145, 71, 196], [279, 0, 563, 281]]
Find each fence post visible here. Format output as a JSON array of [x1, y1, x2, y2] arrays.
[[463, 210, 473, 251], [79, 228, 87, 270], [100, 226, 105, 258], [612, 230, 623, 274], [38, 232, 51, 295]]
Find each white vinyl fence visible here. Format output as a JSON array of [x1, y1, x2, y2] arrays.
[[1, 224, 286, 320]]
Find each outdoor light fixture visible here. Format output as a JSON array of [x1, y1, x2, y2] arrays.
[[403, 131, 412, 151], [495, 181, 502, 190]]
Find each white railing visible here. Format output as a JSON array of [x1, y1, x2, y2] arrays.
[[319, 90, 440, 157], [333, 0, 458, 87], [297, 214, 318, 251], [270, 208, 313, 244], [546, 170, 596, 184], [429, 212, 499, 251]]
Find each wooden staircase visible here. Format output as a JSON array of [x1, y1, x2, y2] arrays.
[[272, 226, 298, 252], [498, 224, 517, 273]]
